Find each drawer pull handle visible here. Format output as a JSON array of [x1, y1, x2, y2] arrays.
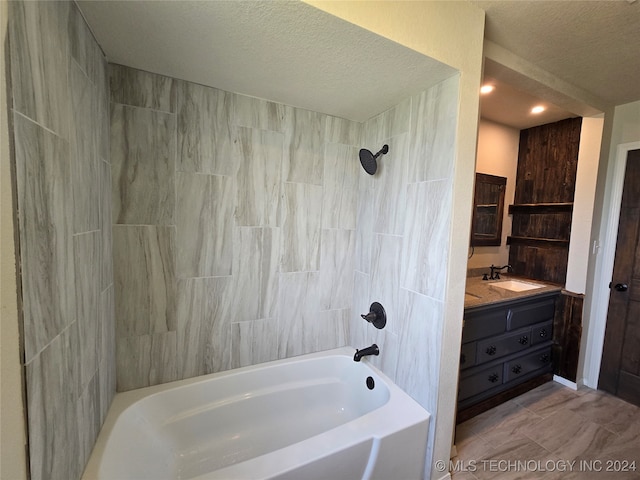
[[486, 346, 497, 355], [519, 335, 529, 345], [539, 329, 547, 337], [512, 364, 522, 374], [540, 353, 550, 363], [488, 373, 499, 383]]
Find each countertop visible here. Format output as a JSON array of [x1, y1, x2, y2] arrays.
[[464, 275, 563, 309]]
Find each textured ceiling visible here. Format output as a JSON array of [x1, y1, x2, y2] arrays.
[[479, 74, 579, 131], [78, 0, 640, 130], [473, 0, 640, 107], [77, 1, 455, 123]]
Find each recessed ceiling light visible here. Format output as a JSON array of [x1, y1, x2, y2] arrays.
[[531, 105, 545, 114], [480, 85, 495, 94]]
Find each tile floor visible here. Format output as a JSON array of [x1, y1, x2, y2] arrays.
[[452, 382, 640, 479]]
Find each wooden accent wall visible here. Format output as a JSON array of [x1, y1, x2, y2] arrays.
[[508, 117, 582, 284], [553, 291, 584, 382]]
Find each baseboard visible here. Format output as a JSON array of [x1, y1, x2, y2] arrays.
[[553, 374, 578, 390]]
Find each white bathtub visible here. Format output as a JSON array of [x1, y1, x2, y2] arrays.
[[82, 347, 430, 480]]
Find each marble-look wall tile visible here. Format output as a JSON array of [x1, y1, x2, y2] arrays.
[[395, 289, 443, 408], [116, 332, 178, 391], [177, 81, 237, 175], [355, 171, 374, 274], [9, 0, 70, 138], [100, 159, 113, 290], [395, 288, 444, 469], [277, 272, 321, 358], [113, 226, 176, 337], [319, 229, 355, 310], [97, 358, 115, 426], [231, 319, 279, 369], [277, 279, 349, 357], [368, 96, 411, 144], [401, 179, 452, 301], [351, 271, 371, 349], [325, 116, 363, 146], [76, 374, 100, 471], [11, 4, 115, 480], [111, 104, 176, 225], [314, 309, 350, 352], [13, 113, 75, 363], [280, 182, 322, 272], [322, 143, 359, 229], [229, 227, 280, 322], [283, 108, 325, 185], [372, 133, 409, 235], [235, 127, 283, 227], [99, 285, 116, 420], [97, 57, 110, 161], [370, 234, 402, 335], [235, 94, 288, 132], [371, 329, 400, 382], [176, 173, 233, 277], [257, 228, 281, 320], [74, 231, 101, 392], [176, 277, 232, 379], [68, 2, 102, 87], [70, 60, 100, 234], [229, 228, 261, 322], [25, 325, 81, 480], [109, 63, 176, 113], [409, 75, 459, 183]]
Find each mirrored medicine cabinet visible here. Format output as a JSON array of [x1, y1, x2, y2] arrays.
[[470, 172, 507, 247]]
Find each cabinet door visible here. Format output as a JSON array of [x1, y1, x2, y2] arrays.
[[476, 328, 532, 363]]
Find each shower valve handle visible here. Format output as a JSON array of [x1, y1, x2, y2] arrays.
[[360, 302, 387, 329]]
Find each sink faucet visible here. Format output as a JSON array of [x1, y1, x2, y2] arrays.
[[353, 344, 379, 362], [489, 264, 513, 280]]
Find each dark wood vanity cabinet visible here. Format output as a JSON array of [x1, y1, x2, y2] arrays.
[[457, 292, 558, 413]]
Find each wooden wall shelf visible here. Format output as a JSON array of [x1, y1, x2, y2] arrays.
[[507, 236, 570, 249], [508, 203, 574, 214]]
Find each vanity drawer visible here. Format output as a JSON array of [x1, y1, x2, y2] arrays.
[[507, 298, 555, 330], [462, 309, 507, 343], [531, 321, 553, 345], [458, 365, 503, 401], [504, 347, 553, 382], [460, 342, 477, 369], [476, 328, 532, 363]]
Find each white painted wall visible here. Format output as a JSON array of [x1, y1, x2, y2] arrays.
[[0, 1, 29, 478], [566, 115, 605, 294], [468, 119, 520, 270], [580, 100, 640, 388]]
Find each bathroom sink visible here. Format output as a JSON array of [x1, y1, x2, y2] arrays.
[[491, 280, 544, 292]]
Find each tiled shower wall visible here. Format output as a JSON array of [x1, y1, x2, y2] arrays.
[[351, 77, 459, 468], [110, 61, 460, 440], [110, 65, 361, 390], [8, 1, 115, 479]]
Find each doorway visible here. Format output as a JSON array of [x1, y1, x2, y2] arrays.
[[599, 148, 640, 406]]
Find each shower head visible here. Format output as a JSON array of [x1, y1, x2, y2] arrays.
[[359, 144, 389, 175]]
